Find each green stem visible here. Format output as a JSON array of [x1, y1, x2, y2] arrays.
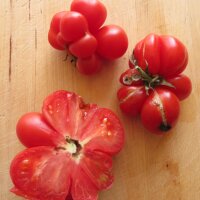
[[135, 65, 152, 82]]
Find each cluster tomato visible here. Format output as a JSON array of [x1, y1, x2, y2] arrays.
[[10, 91, 124, 200], [48, 0, 128, 75], [118, 34, 192, 134]]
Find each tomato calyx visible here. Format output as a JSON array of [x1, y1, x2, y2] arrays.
[[124, 60, 175, 94]]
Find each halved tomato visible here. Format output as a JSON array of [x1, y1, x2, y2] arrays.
[[10, 90, 125, 200]]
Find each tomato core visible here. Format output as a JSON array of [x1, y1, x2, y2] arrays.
[[56, 137, 82, 157]]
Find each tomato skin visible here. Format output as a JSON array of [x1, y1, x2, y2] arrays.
[[159, 35, 188, 77], [16, 112, 64, 148], [69, 32, 98, 58], [60, 11, 88, 42], [141, 88, 180, 134], [133, 34, 188, 78], [76, 54, 102, 75], [48, 30, 65, 50], [165, 74, 192, 100], [50, 11, 67, 34], [133, 34, 161, 74], [117, 86, 147, 117], [120, 68, 143, 86], [70, 0, 107, 33], [96, 25, 128, 60]]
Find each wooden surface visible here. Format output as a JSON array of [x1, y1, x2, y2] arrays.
[[1, 0, 200, 199]]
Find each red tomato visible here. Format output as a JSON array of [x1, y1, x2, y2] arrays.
[[132, 34, 188, 78], [69, 32, 98, 58], [60, 11, 88, 42], [48, 30, 65, 50], [76, 54, 102, 75], [117, 86, 147, 117], [119, 68, 143, 86], [165, 74, 192, 100], [141, 88, 180, 134], [96, 25, 128, 60], [10, 91, 125, 200], [70, 0, 107, 33]]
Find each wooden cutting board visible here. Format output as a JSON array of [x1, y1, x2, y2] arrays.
[[1, 0, 200, 199]]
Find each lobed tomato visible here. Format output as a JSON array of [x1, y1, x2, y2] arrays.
[[70, 0, 107, 33], [48, 1, 128, 75], [141, 88, 180, 134], [118, 34, 192, 134], [10, 91, 125, 200], [96, 25, 128, 60]]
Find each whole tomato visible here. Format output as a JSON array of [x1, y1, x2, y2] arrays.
[[118, 34, 192, 134], [48, 1, 128, 75]]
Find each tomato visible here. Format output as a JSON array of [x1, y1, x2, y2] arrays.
[[60, 11, 88, 42], [117, 86, 147, 117], [10, 90, 125, 200], [132, 34, 188, 78], [96, 25, 128, 60], [70, 0, 107, 33], [165, 74, 192, 100], [48, 30, 65, 50], [141, 88, 180, 134], [69, 32, 98, 58], [118, 34, 191, 134], [119, 68, 143, 86], [76, 54, 102, 75]]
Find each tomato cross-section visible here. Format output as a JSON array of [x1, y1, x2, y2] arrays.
[[11, 90, 125, 200]]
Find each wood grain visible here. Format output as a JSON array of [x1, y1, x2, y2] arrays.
[[1, 0, 200, 199]]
